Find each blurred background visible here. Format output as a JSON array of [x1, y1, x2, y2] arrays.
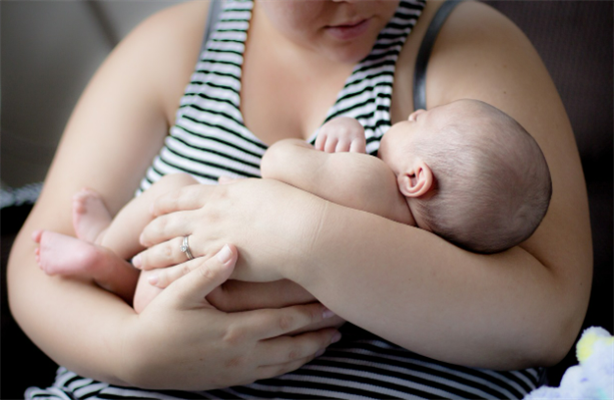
[[2, 1, 612, 398]]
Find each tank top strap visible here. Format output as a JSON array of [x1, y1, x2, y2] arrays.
[[413, 0, 463, 111], [200, 0, 223, 54]]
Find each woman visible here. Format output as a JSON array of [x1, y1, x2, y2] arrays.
[[9, 0, 591, 398]]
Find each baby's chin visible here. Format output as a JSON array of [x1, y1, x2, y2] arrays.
[[377, 140, 403, 174]]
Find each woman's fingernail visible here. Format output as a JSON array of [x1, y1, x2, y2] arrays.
[[331, 332, 342, 344], [322, 307, 336, 319], [217, 245, 233, 264], [132, 255, 142, 269], [147, 274, 158, 286], [314, 349, 325, 357]]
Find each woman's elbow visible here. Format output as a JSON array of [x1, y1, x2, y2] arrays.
[[533, 278, 590, 367]]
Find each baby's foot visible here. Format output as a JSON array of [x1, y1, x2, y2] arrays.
[[32, 230, 106, 277], [72, 188, 112, 243]]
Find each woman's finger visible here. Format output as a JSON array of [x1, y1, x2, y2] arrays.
[[256, 354, 324, 382], [139, 210, 194, 247], [151, 183, 214, 217], [254, 329, 340, 380], [239, 302, 337, 340], [206, 279, 317, 312], [164, 244, 238, 308], [259, 328, 339, 366], [134, 236, 196, 271], [256, 357, 316, 382], [146, 256, 207, 288]]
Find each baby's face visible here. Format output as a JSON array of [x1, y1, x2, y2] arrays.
[[379, 100, 480, 175]]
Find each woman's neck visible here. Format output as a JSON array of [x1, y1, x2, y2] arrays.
[[240, 2, 357, 144]]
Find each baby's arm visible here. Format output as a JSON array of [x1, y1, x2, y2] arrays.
[[261, 140, 412, 224]]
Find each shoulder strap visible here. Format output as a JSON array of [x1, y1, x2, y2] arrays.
[[413, 0, 463, 111], [200, 0, 224, 53]]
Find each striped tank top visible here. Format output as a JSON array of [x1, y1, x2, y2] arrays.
[[26, 0, 546, 399]]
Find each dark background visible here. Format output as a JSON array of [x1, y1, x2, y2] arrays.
[[2, 1, 612, 399]]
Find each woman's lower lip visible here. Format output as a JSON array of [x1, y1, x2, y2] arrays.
[[325, 19, 370, 41]]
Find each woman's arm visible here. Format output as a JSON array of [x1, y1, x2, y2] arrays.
[[296, 1, 592, 368], [138, 1, 591, 371], [261, 139, 410, 223], [8, 2, 339, 388], [8, 2, 182, 382]]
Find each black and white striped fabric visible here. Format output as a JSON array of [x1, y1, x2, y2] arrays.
[[138, 0, 425, 191], [26, 0, 546, 398]]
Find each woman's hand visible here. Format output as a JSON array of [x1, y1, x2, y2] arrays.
[[135, 179, 322, 283], [151, 272, 318, 312], [122, 245, 341, 390]]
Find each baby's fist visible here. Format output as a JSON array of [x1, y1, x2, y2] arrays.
[[315, 117, 366, 153]]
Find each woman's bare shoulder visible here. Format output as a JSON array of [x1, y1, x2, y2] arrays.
[[116, 0, 210, 120], [428, 0, 593, 316], [425, 1, 547, 107]]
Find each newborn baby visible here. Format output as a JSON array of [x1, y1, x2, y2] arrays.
[[32, 99, 551, 313], [262, 98, 552, 254]]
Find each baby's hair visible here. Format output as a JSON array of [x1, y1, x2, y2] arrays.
[[411, 100, 552, 253]]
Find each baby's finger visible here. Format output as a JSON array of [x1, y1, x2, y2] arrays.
[[335, 140, 351, 153], [324, 137, 338, 153], [314, 132, 328, 152], [151, 184, 212, 217], [164, 244, 238, 308], [349, 139, 366, 153]]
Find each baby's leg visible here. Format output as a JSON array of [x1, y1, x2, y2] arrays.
[[32, 230, 138, 303], [97, 173, 198, 260], [133, 270, 163, 313], [72, 188, 112, 244]]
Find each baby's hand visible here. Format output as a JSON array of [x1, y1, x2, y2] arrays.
[[315, 117, 366, 153]]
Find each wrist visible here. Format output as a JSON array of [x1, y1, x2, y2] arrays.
[[282, 191, 331, 286], [116, 312, 153, 388], [118, 309, 195, 390]]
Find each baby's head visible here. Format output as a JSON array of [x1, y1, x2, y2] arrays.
[[379, 99, 552, 253]]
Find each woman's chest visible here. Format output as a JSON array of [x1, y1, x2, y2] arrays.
[[239, 57, 353, 146]]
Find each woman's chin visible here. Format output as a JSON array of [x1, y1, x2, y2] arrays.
[[322, 45, 373, 64]]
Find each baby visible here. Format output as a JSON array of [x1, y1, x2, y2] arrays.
[[263, 98, 552, 254], [33, 99, 551, 312]]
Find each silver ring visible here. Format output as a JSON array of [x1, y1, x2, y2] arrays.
[[181, 236, 194, 260]]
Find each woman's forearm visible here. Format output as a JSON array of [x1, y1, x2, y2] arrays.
[[282, 199, 588, 370], [138, 179, 586, 369], [8, 222, 134, 385]]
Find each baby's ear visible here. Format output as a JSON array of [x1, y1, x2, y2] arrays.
[[398, 160, 434, 198]]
